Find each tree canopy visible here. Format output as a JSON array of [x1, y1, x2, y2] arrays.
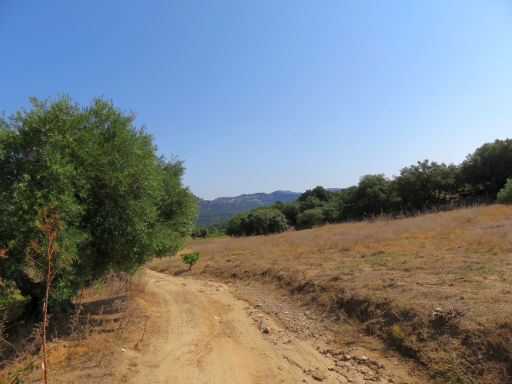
[[226, 207, 288, 236], [0, 96, 197, 306], [460, 139, 512, 196]]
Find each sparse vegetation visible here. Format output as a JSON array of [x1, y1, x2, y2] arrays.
[[0, 271, 148, 383], [24, 206, 69, 384], [152, 205, 512, 383]]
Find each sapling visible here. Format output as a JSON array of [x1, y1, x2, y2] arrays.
[[181, 252, 201, 271], [25, 206, 71, 384]]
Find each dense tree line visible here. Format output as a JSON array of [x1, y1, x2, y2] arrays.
[[226, 138, 512, 235], [0, 96, 197, 312], [225, 206, 288, 236]]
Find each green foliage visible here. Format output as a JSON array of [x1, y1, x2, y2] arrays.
[[353, 174, 395, 217], [298, 186, 332, 203], [460, 139, 512, 195], [395, 160, 458, 211], [204, 220, 228, 237], [226, 207, 288, 236], [226, 212, 245, 237], [276, 201, 300, 226], [197, 191, 300, 226], [296, 207, 326, 230], [191, 219, 229, 238], [181, 251, 200, 271], [298, 195, 324, 212], [8, 361, 39, 384], [211, 138, 512, 235], [0, 95, 197, 305], [497, 178, 512, 204], [321, 203, 339, 222], [191, 227, 208, 238]]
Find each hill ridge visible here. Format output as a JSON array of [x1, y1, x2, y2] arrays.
[[197, 190, 301, 226]]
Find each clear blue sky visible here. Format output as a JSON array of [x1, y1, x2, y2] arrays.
[[1, 1, 511, 199]]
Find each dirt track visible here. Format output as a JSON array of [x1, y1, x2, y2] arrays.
[[118, 270, 422, 384]]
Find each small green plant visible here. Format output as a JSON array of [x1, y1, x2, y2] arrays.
[[93, 280, 105, 292], [8, 359, 39, 384], [181, 252, 201, 271]]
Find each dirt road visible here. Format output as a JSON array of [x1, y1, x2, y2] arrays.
[[117, 270, 421, 384]]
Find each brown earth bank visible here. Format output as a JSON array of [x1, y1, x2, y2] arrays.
[[150, 205, 512, 384]]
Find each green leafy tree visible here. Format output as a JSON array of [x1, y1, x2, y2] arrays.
[[0, 96, 197, 312], [245, 207, 288, 235], [353, 174, 395, 217], [497, 179, 512, 204], [191, 227, 208, 238], [226, 212, 245, 236], [298, 195, 325, 212], [181, 252, 201, 271], [460, 139, 512, 196], [276, 201, 300, 226], [394, 160, 458, 211], [296, 207, 325, 230], [335, 185, 358, 220], [226, 207, 288, 236], [298, 186, 332, 203], [321, 203, 339, 223]]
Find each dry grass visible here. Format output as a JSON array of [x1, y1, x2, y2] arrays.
[[151, 205, 512, 384], [0, 271, 149, 384]]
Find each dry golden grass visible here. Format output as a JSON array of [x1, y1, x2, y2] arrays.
[[0, 271, 149, 384], [151, 204, 512, 384]]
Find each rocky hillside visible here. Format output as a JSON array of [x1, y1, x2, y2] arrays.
[[197, 190, 300, 225]]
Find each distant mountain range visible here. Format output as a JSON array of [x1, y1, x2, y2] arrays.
[[197, 190, 301, 226]]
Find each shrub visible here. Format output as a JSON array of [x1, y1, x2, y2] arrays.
[[497, 179, 512, 204], [181, 252, 200, 271], [296, 207, 326, 230], [191, 228, 208, 238]]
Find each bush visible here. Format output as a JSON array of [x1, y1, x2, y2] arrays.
[[296, 207, 326, 230], [181, 252, 201, 271], [497, 179, 512, 204], [226, 207, 288, 236], [191, 228, 208, 238]]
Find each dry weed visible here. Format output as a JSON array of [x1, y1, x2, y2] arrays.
[[0, 271, 149, 383], [150, 204, 512, 383]]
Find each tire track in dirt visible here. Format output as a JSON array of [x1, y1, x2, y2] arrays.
[[117, 269, 423, 384]]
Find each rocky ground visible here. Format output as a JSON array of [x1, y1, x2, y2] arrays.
[[127, 269, 429, 384]]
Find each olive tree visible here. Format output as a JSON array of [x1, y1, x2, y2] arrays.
[[0, 96, 197, 313]]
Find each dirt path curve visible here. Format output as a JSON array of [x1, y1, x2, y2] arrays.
[[117, 269, 416, 384]]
